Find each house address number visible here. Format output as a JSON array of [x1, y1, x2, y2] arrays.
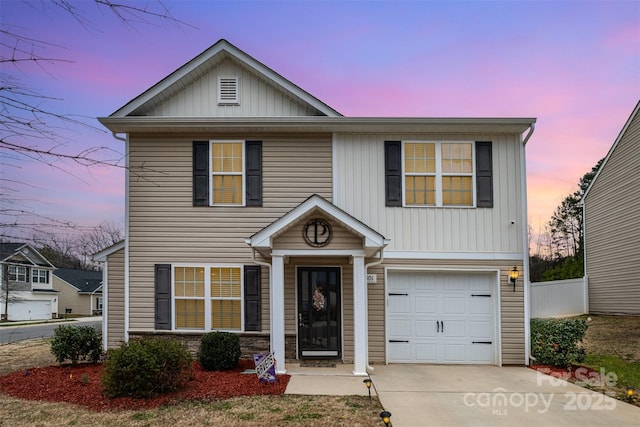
[[367, 274, 377, 284]]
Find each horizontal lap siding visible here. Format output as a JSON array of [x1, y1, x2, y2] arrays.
[[127, 134, 332, 331], [334, 133, 523, 253], [106, 248, 125, 348], [585, 111, 640, 315], [379, 259, 525, 365]]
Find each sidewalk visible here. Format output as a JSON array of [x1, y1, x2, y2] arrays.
[[0, 316, 102, 328]]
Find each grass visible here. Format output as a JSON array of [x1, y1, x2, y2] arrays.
[[0, 394, 383, 426], [582, 354, 640, 389]]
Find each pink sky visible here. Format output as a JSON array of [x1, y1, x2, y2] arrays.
[[1, 0, 638, 241]]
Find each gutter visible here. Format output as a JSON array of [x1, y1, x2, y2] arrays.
[[364, 244, 388, 372], [521, 122, 535, 366]]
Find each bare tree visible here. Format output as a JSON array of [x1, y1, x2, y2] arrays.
[[1, 1, 189, 242]]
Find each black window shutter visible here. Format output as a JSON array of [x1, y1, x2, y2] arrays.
[[244, 265, 261, 331], [245, 141, 263, 206], [193, 141, 209, 206], [155, 264, 172, 330], [385, 141, 402, 207], [475, 142, 493, 208]]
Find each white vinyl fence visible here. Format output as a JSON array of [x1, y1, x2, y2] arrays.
[[530, 277, 588, 318]]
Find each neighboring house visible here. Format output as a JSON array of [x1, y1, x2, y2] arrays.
[[96, 39, 536, 375], [53, 268, 103, 316], [584, 101, 640, 315], [0, 243, 58, 321]]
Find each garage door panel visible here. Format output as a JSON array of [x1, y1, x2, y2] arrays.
[[443, 296, 465, 314], [442, 320, 466, 337], [388, 296, 411, 313], [389, 342, 412, 362], [415, 320, 437, 338], [415, 296, 437, 314], [443, 344, 467, 362], [415, 343, 438, 361], [389, 319, 412, 337], [469, 297, 492, 314], [469, 321, 493, 338], [388, 271, 496, 364]]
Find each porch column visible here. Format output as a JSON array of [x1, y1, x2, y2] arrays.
[[271, 254, 287, 374], [352, 254, 368, 376]]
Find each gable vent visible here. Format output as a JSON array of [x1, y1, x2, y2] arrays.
[[218, 77, 239, 104]]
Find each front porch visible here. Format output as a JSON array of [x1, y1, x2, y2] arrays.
[[245, 195, 388, 376]]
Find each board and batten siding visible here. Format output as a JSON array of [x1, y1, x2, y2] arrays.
[[106, 247, 125, 348], [143, 58, 320, 117], [585, 108, 640, 315], [127, 134, 332, 331], [333, 133, 524, 254]]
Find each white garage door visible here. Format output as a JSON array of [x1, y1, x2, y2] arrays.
[[8, 300, 52, 321], [387, 271, 496, 364]]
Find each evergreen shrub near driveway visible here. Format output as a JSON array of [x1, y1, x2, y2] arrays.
[[101, 336, 193, 398], [531, 318, 588, 368], [198, 331, 241, 371], [50, 325, 102, 364]]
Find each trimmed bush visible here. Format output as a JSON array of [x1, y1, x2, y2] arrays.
[[198, 331, 241, 371], [101, 337, 193, 398], [50, 325, 102, 364], [531, 318, 588, 368]]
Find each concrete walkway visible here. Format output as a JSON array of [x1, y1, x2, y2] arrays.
[[285, 363, 640, 427]]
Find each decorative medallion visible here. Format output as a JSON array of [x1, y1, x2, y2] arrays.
[[303, 218, 332, 247]]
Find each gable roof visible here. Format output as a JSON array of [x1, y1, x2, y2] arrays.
[[93, 240, 125, 262], [584, 100, 640, 200], [0, 242, 55, 268], [54, 268, 103, 293], [109, 39, 341, 118], [246, 194, 388, 253]]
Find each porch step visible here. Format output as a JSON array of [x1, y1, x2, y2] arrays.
[[299, 360, 337, 368]]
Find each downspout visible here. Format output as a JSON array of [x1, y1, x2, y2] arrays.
[[521, 123, 535, 366], [364, 244, 388, 372], [112, 132, 129, 342]]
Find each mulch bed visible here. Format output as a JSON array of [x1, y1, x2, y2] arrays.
[[0, 359, 289, 411]]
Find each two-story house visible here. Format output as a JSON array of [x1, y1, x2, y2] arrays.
[[0, 243, 58, 321], [96, 39, 535, 375]]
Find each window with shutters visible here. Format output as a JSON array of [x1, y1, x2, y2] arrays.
[[218, 77, 239, 104], [211, 141, 244, 205], [173, 265, 243, 331], [404, 141, 475, 207]]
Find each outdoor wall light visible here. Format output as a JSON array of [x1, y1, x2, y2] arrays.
[[363, 378, 372, 399], [379, 410, 392, 426], [509, 266, 520, 292], [626, 387, 635, 400]]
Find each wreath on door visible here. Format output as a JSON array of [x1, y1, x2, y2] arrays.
[[313, 287, 326, 311]]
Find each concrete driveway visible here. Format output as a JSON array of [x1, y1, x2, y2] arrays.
[[369, 364, 639, 427]]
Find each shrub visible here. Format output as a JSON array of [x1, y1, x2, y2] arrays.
[[198, 331, 241, 371], [50, 325, 102, 364], [531, 318, 588, 368], [101, 337, 193, 398]]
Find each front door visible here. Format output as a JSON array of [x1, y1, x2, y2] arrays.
[[297, 267, 341, 358]]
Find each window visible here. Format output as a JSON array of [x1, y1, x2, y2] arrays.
[[32, 268, 49, 284], [173, 265, 242, 331], [97, 297, 103, 310], [211, 141, 244, 205], [404, 141, 474, 207], [9, 266, 27, 282]]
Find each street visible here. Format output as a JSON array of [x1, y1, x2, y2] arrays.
[[0, 319, 102, 344]]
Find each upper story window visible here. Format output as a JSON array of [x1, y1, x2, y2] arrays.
[[404, 141, 474, 207], [211, 141, 245, 205], [32, 268, 49, 284], [9, 265, 27, 282]]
